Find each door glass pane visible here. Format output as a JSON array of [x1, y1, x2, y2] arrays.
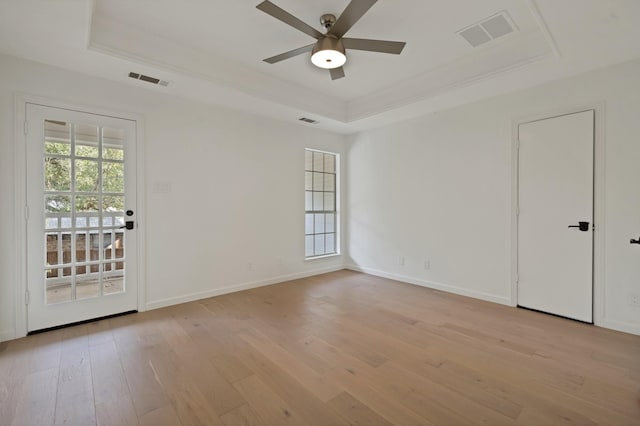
[[61, 233, 72, 266], [46, 275, 72, 304], [44, 120, 71, 155], [44, 157, 71, 191], [76, 196, 99, 212], [75, 144, 99, 158], [46, 233, 59, 273], [103, 162, 124, 193], [103, 195, 124, 213], [103, 147, 124, 161], [76, 267, 100, 300], [75, 124, 98, 156], [75, 159, 99, 192], [90, 233, 101, 262], [46, 195, 71, 213], [75, 233, 87, 263]]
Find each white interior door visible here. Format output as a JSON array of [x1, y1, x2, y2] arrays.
[[518, 110, 594, 323], [26, 103, 138, 332]]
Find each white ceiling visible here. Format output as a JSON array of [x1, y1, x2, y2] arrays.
[[1, 0, 639, 133]]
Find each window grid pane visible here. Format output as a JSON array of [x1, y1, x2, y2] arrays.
[[305, 149, 337, 258]]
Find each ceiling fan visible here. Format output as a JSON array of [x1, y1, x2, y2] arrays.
[[256, 0, 406, 80]]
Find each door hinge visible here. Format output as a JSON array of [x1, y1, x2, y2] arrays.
[[24, 205, 29, 221], [25, 290, 30, 305], [23, 120, 28, 135]]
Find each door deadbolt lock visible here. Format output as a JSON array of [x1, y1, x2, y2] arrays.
[[631, 236, 640, 245]]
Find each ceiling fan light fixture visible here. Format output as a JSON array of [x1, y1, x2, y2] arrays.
[[311, 36, 346, 69]]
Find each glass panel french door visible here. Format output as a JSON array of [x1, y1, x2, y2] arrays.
[[26, 103, 138, 332]]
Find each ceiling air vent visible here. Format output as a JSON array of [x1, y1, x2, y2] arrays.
[[457, 11, 517, 48], [128, 72, 169, 87], [299, 117, 318, 124]]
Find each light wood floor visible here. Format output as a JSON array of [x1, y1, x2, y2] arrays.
[[1, 270, 639, 426]]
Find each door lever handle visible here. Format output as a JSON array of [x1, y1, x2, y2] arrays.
[[568, 221, 590, 232], [119, 221, 134, 230], [631, 236, 640, 245]]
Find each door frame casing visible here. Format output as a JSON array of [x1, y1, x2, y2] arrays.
[[510, 102, 605, 326], [13, 93, 146, 338]]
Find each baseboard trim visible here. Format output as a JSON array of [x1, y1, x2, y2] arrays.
[[346, 264, 511, 306], [599, 318, 640, 336], [0, 329, 16, 343], [144, 265, 345, 311]]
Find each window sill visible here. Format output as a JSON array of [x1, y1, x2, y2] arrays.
[[305, 253, 341, 261]]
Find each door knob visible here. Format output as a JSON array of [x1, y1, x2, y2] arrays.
[[119, 221, 134, 230], [631, 236, 640, 245], [568, 221, 590, 232]]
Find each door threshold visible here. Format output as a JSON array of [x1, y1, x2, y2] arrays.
[[27, 310, 138, 335], [517, 305, 593, 325]]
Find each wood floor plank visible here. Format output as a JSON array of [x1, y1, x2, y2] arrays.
[[90, 340, 138, 426], [220, 404, 265, 426], [11, 367, 59, 426], [327, 391, 394, 426], [138, 404, 183, 426], [233, 375, 305, 425], [54, 325, 97, 426]]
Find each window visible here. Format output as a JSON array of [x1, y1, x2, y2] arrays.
[[305, 149, 338, 258]]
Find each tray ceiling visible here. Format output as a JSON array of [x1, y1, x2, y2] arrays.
[[1, 0, 639, 133]]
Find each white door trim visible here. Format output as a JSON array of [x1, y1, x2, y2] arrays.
[[510, 102, 606, 326], [13, 93, 146, 338]]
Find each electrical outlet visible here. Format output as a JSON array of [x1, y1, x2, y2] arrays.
[[399, 256, 405, 266], [631, 293, 640, 307], [424, 260, 431, 270]]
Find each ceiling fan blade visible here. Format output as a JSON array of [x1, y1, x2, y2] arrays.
[[256, 1, 324, 40], [329, 67, 346, 80], [330, 0, 377, 39], [342, 38, 406, 54], [263, 44, 315, 64]]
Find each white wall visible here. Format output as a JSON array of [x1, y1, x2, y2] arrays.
[[347, 58, 640, 335], [0, 54, 346, 340]]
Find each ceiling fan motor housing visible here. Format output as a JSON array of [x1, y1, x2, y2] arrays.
[[311, 35, 346, 69]]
